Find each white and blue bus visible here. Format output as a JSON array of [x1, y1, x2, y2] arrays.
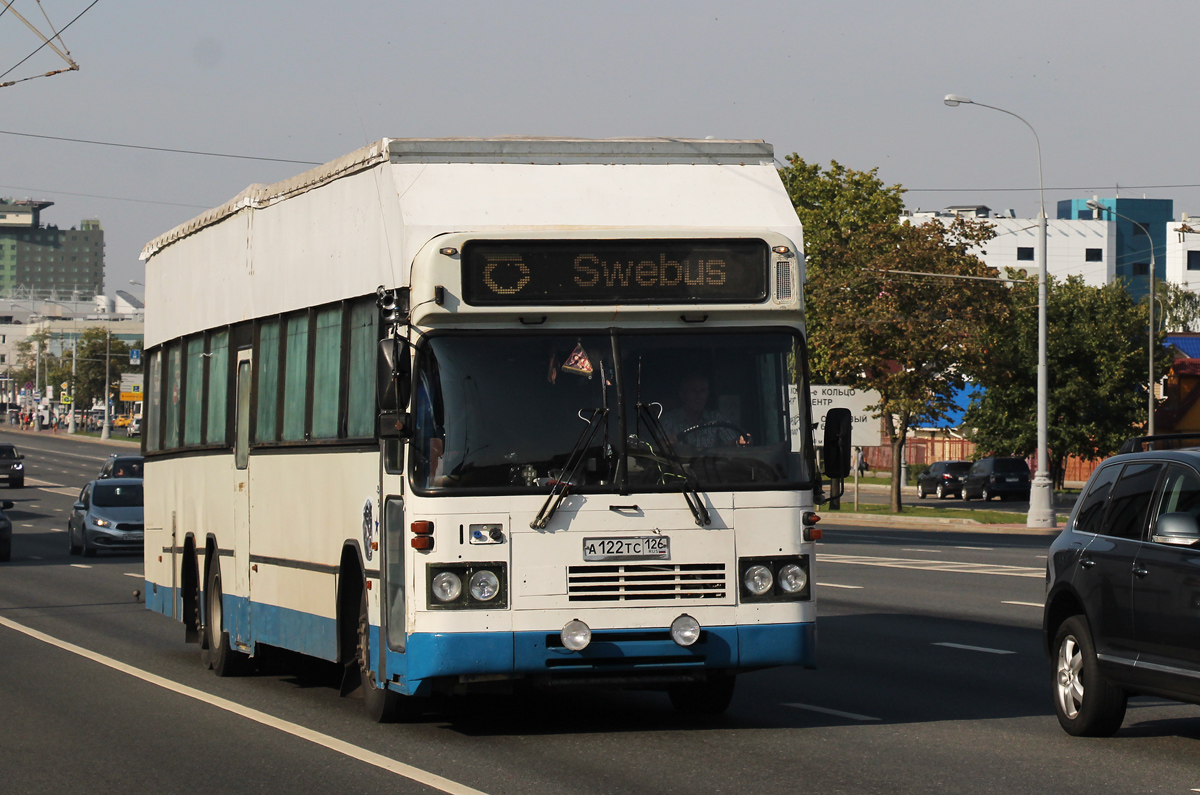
[[140, 138, 847, 719]]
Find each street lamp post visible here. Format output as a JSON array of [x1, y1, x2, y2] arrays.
[[100, 314, 111, 440], [1087, 200, 1157, 435], [944, 94, 1056, 528]]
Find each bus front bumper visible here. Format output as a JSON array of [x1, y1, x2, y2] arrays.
[[392, 622, 814, 693]]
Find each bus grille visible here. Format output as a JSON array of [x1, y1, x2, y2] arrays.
[[775, 261, 793, 301], [567, 563, 726, 602]]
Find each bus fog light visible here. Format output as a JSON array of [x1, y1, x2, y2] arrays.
[[670, 614, 701, 646], [431, 571, 462, 602], [561, 619, 591, 651], [743, 564, 773, 596], [469, 570, 500, 602], [778, 563, 807, 594]]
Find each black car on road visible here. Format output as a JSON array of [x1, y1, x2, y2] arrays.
[[98, 454, 143, 480], [0, 444, 26, 488], [963, 456, 1030, 501], [1044, 441, 1200, 736], [916, 460, 971, 499]]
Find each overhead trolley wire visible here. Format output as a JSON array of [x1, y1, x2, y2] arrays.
[[0, 128, 322, 165], [0, 0, 97, 85]]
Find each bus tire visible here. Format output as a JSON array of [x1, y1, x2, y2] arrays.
[[668, 673, 736, 716], [206, 562, 250, 677], [357, 590, 409, 723]]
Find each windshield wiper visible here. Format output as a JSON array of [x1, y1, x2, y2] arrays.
[[530, 407, 608, 530], [636, 402, 711, 527]]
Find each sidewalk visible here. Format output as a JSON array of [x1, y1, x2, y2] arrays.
[[0, 424, 141, 448], [818, 511, 1061, 535]]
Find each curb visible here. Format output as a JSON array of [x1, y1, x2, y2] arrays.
[[819, 512, 1062, 535]]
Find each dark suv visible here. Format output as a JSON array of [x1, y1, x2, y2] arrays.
[[1044, 444, 1200, 736], [963, 456, 1030, 501], [916, 460, 971, 499]]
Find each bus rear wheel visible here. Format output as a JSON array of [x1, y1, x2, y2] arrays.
[[356, 590, 410, 722], [206, 563, 250, 677], [668, 673, 736, 716]]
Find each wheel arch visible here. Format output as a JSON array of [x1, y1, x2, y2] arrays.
[[1044, 586, 1086, 657], [337, 543, 366, 667], [180, 534, 201, 643]]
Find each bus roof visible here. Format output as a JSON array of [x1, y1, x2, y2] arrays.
[[140, 138, 775, 260]]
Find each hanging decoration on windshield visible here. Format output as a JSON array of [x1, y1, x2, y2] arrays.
[[461, 239, 769, 305], [561, 342, 593, 378]]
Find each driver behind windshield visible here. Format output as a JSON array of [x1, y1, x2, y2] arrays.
[[660, 374, 751, 449]]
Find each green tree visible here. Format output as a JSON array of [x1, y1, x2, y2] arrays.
[[72, 327, 137, 413], [807, 218, 1008, 511], [777, 156, 907, 382], [1158, 280, 1200, 333], [965, 274, 1149, 488]]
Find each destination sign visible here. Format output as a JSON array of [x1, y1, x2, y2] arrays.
[[460, 239, 769, 305]]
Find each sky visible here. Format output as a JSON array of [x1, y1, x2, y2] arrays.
[[4, 0, 1200, 297]]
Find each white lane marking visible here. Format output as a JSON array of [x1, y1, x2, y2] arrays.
[[1002, 601, 1042, 608], [44, 488, 80, 497], [784, 702, 881, 722], [29, 555, 42, 560], [123, 572, 143, 579], [49, 528, 64, 533], [69, 564, 91, 569], [955, 546, 992, 551], [820, 553, 1044, 579], [901, 548, 937, 552], [818, 582, 864, 589], [19, 523, 32, 527], [933, 642, 1015, 655], [0, 616, 488, 795], [1035, 555, 1047, 559]]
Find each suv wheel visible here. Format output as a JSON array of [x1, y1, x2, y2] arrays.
[[981, 486, 992, 501], [917, 483, 926, 499], [936, 484, 946, 500], [1053, 615, 1127, 736]]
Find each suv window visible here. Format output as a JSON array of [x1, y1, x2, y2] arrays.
[[947, 462, 971, 476], [994, 458, 1029, 474], [1153, 464, 1200, 520], [1101, 462, 1164, 540], [969, 460, 987, 475], [1076, 464, 1120, 534], [929, 463, 944, 475]]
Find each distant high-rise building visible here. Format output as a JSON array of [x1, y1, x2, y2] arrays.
[[0, 199, 104, 298]]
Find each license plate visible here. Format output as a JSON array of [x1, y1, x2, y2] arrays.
[[1006, 477, 1019, 483], [582, 536, 670, 561]]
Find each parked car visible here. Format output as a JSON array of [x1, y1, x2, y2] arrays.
[[98, 454, 144, 479], [916, 460, 971, 499], [126, 418, 141, 437], [0, 444, 25, 488], [1043, 441, 1200, 736], [68, 478, 144, 557], [963, 456, 1030, 501], [0, 499, 14, 562]]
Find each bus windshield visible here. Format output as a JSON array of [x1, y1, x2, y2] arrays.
[[411, 331, 813, 494]]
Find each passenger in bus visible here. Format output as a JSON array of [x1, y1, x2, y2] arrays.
[[660, 374, 751, 450]]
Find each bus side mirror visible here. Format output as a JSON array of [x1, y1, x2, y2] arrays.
[[378, 337, 412, 412], [378, 411, 413, 440], [822, 407, 853, 479]]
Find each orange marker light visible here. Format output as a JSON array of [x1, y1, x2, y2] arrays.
[[411, 520, 434, 535], [411, 536, 434, 551]]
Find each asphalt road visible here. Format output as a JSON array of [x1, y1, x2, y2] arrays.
[[2, 432, 1198, 794]]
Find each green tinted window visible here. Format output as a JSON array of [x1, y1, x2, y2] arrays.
[[347, 301, 376, 439], [205, 330, 229, 445], [146, 350, 162, 452], [282, 314, 310, 441], [184, 336, 205, 446], [312, 307, 342, 439], [255, 320, 280, 443], [165, 343, 182, 449]]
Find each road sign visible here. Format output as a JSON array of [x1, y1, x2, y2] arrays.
[[130, 349, 141, 366], [61, 394, 72, 405], [119, 372, 143, 403], [809, 385, 883, 448]]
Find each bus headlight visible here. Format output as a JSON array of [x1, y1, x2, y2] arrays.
[[743, 564, 774, 596], [670, 614, 701, 647], [431, 571, 462, 602], [561, 619, 591, 651], [469, 570, 500, 602], [778, 563, 808, 594]]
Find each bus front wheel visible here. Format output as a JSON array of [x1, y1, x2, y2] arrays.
[[668, 673, 736, 716], [357, 591, 410, 722]]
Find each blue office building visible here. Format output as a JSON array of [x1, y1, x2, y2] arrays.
[[1058, 198, 1172, 300]]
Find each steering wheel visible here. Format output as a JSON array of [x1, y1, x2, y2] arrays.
[[678, 421, 753, 446]]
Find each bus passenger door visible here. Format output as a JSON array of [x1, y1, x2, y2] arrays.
[[231, 350, 253, 648]]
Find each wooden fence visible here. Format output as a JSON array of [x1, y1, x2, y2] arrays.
[[861, 439, 1101, 485]]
